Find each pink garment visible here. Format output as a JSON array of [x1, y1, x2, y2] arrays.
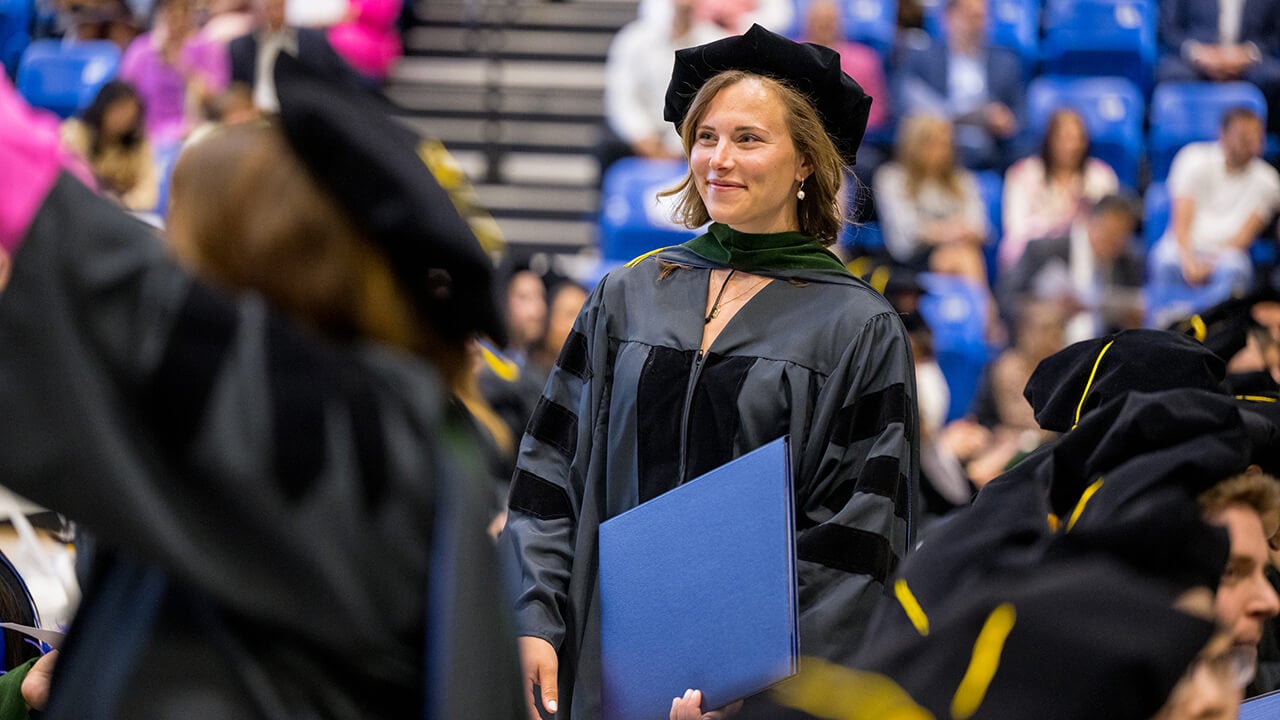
[[120, 31, 230, 146], [327, 0, 403, 82], [834, 41, 889, 131], [0, 74, 92, 256]]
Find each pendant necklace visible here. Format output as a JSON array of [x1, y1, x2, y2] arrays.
[[704, 270, 770, 324]]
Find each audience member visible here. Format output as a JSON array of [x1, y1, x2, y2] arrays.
[[327, 0, 404, 84], [229, 0, 363, 112], [1157, 0, 1280, 135], [965, 300, 1063, 485], [194, 0, 254, 45], [52, 0, 139, 49], [58, 79, 158, 211], [638, 0, 791, 34], [502, 267, 547, 365], [1000, 107, 1119, 271], [896, 0, 1025, 171], [997, 194, 1143, 345], [519, 278, 588, 397], [599, 0, 725, 173], [119, 0, 228, 147], [874, 114, 991, 290], [1149, 107, 1280, 320]]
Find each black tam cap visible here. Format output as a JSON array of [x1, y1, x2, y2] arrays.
[[273, 52, 507, 346], [1024, 329, 1225, 432], [663, 24, 873, 166]]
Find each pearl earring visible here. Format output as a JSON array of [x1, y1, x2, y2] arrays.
[[796, 179, 806, 201]]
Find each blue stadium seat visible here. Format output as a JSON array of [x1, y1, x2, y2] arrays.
[[973, 169, 1002, 283], [1026, 75, 1144, 189], [598, 157, 699, 262], [1147, 81, 1268, 182], [841, 220, 884, 254], [15, 38, 120, 118], [1142, 180, 1168, 251], [918, 272, 992, 421], [1041, 0, 1156, 94], [0, 0, 32, 79], [921, 0, 1040, 79]]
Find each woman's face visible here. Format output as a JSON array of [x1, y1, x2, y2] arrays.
[[917, 123, 954, 176], [690, 78, 810, 235], [101, 98, 140, 142], [1049, 112, 1087, 170]]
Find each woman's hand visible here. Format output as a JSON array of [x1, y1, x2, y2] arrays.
[[519, 636, 559, 719], [21, 650, 57, 711], [670, 689, 743, 720]]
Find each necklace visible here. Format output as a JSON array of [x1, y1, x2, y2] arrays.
[[704, 270, 770, 324]]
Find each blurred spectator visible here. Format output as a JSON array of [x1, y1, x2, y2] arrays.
[[1000, 107, 1119, 271], [896, 0, 1025, 171], [598, 0, 724, 174], [1157, 0, 1280, 136], [521, 279, 589, 395], [639, 0, 792, 34], [53, 0, 139, 49], [965, 300, 1063, 486], [119, 0, 228, 147], [874, 114, 990, 286], [59, 79, 158, 210], [327, 0, 403, 84], [229, 0, 363, 113], [798, 0, 891, 181], [503, 268, 547, 365], [997, 194, 1144, 345], [1150, 107, 1280, 318], [182, 80, 259, 146]]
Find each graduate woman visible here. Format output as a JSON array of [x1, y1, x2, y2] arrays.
[[503, 25, 919, 719]]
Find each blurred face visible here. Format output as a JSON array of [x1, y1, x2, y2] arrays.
[[256, 0, 286, 29], [918, 122, 955, 177], [1155, 631, 1248, 720], [946, 0, 988, 46], [505, 270, 545, 350], [543, 284, 588, 358], [1208, 504, 1280, 653], [101, 97, 140, 142], [691, 78, 810, 235], [1087, 210, 1135, 263], [1018, 305, 1064, 361], [1048, 112, 1088, 170], [804, 0, 842, 47], [1221, 116, 1265, 170]]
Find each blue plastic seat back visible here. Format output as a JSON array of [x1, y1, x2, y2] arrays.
[[1041, 0, 1156, 93], [918, 272, 992, 421], [1142, 180, 1169, 251], [1147, 81, 1268, 181], [16, 38, 121, 118], [973, 169, 1002, 283], [598, 157, 699, 262], [1026, 74, 1144, 189], [0, 0, 32, 79], [921, 0, 1041, 79]]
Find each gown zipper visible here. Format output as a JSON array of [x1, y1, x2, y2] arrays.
[[676, 348, 707, 484]]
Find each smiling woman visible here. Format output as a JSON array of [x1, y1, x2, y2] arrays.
[[501, 23, 920, 720]]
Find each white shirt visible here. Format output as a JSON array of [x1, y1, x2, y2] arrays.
[[1163, 141, 1280, 254], [1220, 0, 1245, 45], [603, 18, 725, 154], [253, 28, 299, 113]]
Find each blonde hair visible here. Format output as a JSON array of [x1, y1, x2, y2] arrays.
[[896, 113, 963, 199], [659, 71, 848, 245], [1198, 472, 1280, 519]]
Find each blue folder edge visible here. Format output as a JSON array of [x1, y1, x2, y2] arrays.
[[598, 436, 799, 720], [1241, 688, 1280, 719]]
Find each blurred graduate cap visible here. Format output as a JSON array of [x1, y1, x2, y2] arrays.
[[273, 51, 507, 346], [664, 23, 873, 166]]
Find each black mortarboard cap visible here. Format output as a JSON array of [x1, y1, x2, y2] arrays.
[[663, 24, 873, 166], [273, 52, 507, 346], [1024, 329, 1226, 432]]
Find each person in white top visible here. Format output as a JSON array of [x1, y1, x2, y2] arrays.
[[1150, 107, 1280, 315], [603, 0, 726, 163]]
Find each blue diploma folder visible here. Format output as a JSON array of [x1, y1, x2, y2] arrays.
[[1241, 689, 1280, 719], [598, 436, 799, 720]]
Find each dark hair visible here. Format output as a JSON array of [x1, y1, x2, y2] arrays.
[[1221, 106, 1263, 132], [81, 80, 144, 155], [1038, 107, 1090, 176], [1089, 193, 1138, 221]]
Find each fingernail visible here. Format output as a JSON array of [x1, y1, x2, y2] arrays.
[[684, 688, 693, 699], [547, 700, 557, 713]]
